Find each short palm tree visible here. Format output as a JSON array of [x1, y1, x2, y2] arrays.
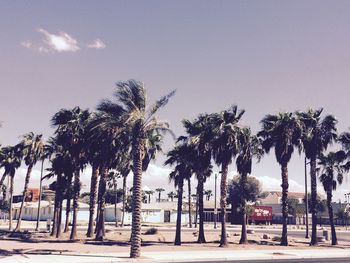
[[297, 109, 337, 245], [15, 132, 44, 232], [204, 190, 213, 201], [211, 105, 244, 246], [144, 190, 154, 203], [155, 188, 165, 202], [339, 130, 350, 171], [181, 114, 215, 243], [318, 151, 346, 245], [51, 107, 90, 240], [95, 80, 175, 258], [258, 112, 302, 246], [236, 127, 263, 244], [167, 191, 176, 202], [165, 142, 192, 245], [0, 145, 22, 230]]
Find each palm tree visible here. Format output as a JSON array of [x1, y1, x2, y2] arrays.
[[211, 105, 244, 246], [181, 114, 215, 243], [15, 133, 44, 232], [94, 80, 175, 258], [318, 151, 346, 245], [144, 190, 154, 204], [258, 112, 302, 246], [204, 190, 213, 201], [167, 191, 176, 202], [51, 107, 90, 240], [297, 109, 337, 246], [155, 188, 165, 202], [187, 177, 193, 228], [236, 127, 263, 244], [339, 130, 350, 171], [0, 145, 22, 230], [165, 142, 193, 245]]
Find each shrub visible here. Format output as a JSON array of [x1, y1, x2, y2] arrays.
[[144, 227, 158, 235]]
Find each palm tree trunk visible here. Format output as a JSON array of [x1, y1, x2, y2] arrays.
[[64, 196, 71, 233], [8, 175, 14, 231], [113, 176, 118, 227], [195, 188, 198, 228], [51, 186, 59, 237], [130, 133, 144, 258], [175, 177, 184, 245], [0, 171, 7, 198], [197, 172, 206, 243], [87, 165, 99, 237], [188, 179, 192, 228], [15, 164, 33, 232], [70, 168, 81, 240], [280, 163, 289, 246], [240, 172, 248, 244], [64, 173, 73, 233], [56, 196, 63, 238], [121, 174, 127, 227], [219, 164, 228, 247], [95, 166, 107, 241], [327, 187, 337, 245], [35, 160, 44, 232], [310, 157, 318, 246]]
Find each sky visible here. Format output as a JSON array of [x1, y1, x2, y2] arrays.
[[0, 1, 349, 202]]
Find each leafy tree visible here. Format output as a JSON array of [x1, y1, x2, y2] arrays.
[[297, 109, 337, 245], [287, 198, 305, 225], [258, 112, 302, 246]]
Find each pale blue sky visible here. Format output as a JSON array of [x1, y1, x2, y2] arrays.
[[0, 1, 349, 200]]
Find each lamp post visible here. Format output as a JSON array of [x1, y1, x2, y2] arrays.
[[214, 173, 217, 229], [304, 157, 309, 239]]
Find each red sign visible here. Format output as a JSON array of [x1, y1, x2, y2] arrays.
[[250, 205, 272, 221]]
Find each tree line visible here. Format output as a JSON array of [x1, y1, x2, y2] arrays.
[[0, 79, 349, 258]]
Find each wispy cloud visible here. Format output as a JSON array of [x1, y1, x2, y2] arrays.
[[20, 41, 32, 49], [37, 28, 80, 53], [87, 38, 106, 49], [20, 28, 106, 54]]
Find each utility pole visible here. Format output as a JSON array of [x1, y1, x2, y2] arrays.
[[214, 173, 217, 229], [304, 157, 309, 238]]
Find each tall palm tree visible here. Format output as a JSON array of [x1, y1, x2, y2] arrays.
[[211, 105, 244, 246], [94, 80, 175, 258], [0, 145, 22, 230], [187, 177, 193, 228], [181, 114, 215, 244], [236, 127, 263, 244], [258, 112, 302, 246], [155, 188, 165, 202], [165, 142, 193, 245], [297, 109, 337, 246], [51, 107, 90, 240], [15, 133, 44, 232], [318, 151, 346, 245]]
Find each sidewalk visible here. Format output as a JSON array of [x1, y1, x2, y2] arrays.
[[2, 248, 350, 263]]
